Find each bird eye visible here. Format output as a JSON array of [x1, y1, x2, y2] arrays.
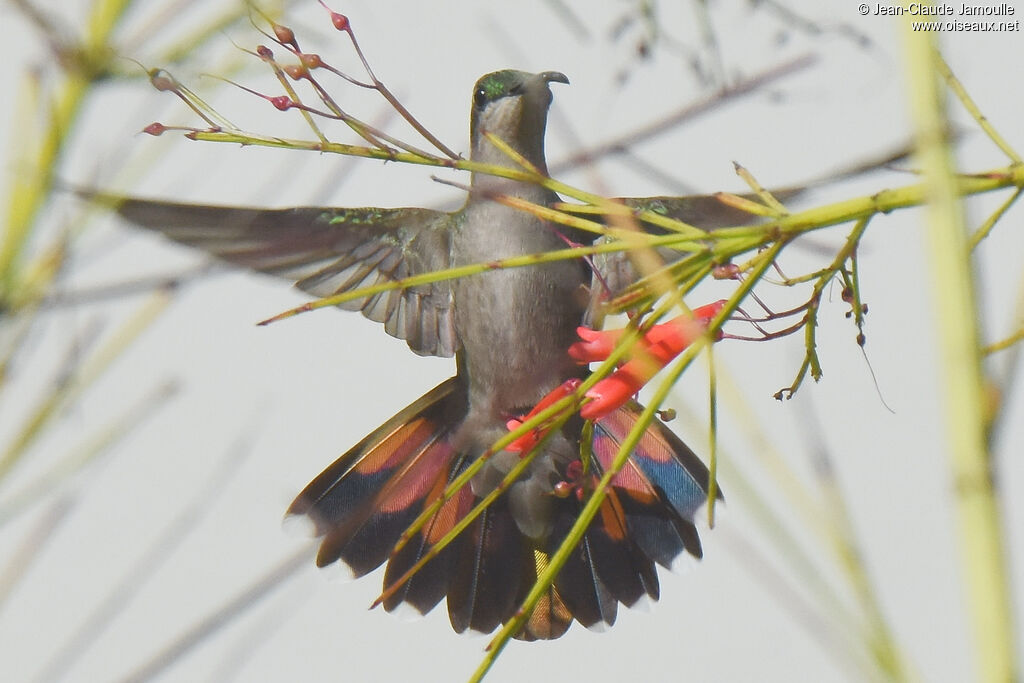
[[474, 87, 488, 108]]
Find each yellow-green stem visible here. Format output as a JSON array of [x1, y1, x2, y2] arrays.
[[903, 24, 1016, 683], [1, 0, 136, 295]]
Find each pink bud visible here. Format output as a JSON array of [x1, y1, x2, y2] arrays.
[[273, 24, 296, 47], [301, 53, 323, 69], [256, 45, 274, 59], [148, 69, 177, 92], [268, 95, 293, 110], [142, 122, 167, 136], [553, 481, 573, 498], [330, 11, 350, 31], [712, 263, 740, 280], [318, 1, 351, 31], [283, 64, 307, 80], [565, 460, 583, 480]]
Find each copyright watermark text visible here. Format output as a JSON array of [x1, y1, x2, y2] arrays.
[[858, 2, 1021, 30]]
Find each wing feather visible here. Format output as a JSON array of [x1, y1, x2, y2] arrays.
[[93, 193, 458, 357]]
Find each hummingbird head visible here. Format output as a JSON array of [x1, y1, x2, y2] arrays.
[[468, 70, 569, 174]]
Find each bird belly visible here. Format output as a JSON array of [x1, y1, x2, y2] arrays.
[[453, 259, 586, 417]]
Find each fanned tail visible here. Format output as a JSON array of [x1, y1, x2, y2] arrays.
[[288, 383, 718, 639]]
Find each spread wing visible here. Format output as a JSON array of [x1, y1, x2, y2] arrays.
[[97, 193, 457, 357], [586, 144, 906, 299], [588, 190, 805, 306]]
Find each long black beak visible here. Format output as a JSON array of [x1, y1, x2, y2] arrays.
[[539, 71, 569, 86]]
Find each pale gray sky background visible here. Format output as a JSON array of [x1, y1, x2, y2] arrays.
[[1, 1, 1022, 682]]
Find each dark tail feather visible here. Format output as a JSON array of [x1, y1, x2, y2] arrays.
[[287, 378, 466, 580], [592, 400, 719, 563], [447, 498, 527, 634], [544, 484, 662, 632], [584, 488, 660, 607], [548, 508, 619, 629], [382, 463, 474, 614]]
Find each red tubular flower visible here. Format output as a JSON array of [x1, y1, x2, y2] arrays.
[[568, 326, 624, 363], [505, 378, 582, 453], [579, 300, 726, 420], [507, 300, 727, 441]]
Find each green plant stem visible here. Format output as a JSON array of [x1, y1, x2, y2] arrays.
[[903, 27, 1016, 683], [256, 231, 696, 325], [1, 76, 87, 295], [984, 328, 1024, 355], [934, 52, 1022, 164], [1, 0, 136, 297], [969, 187, 1022, 251], [706, 343, 719, 525], [818, 459, 910, 680]]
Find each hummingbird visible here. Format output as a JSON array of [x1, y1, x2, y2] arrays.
[[101, 69, 749, 639]]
